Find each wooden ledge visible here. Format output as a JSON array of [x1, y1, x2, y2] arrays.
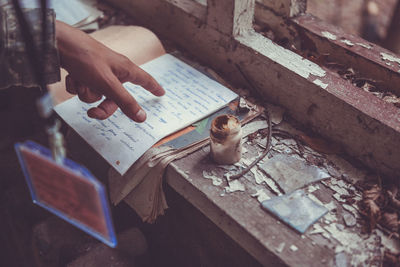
[[166, 147, 333, 267]]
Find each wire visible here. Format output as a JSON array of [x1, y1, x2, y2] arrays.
[[228, 108, 272, 180]]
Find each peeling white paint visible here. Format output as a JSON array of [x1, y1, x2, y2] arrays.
[[342, 204, 358, 216], [335, 246, 345, 253], [237, 33, 326, 80], [324, 212, 337, 222], [333, 192, 345, 202], [202, 170, 223, 186], [322, 231, 331, 239], [276, 242, 286, 253], [336, 179, 346, 187], [308, 193, 324, 206], [330, 184, 349, 195], [308, 184, 320, 193], [356, 42, 372, 49], [313, 79, 328, 89], [340, 39, 354, 46], [290, 245, 298, 252], [225, 179, 245, 193], [251, 188, 271, 203], [321, 31, 337, 40], [251, 168, 265, 184], [324, 224, 363, 249], [250, 167, 282, 195], [324, 201, 336, 211], [309, 224, 325, 235], [380, 52, 400, 67]]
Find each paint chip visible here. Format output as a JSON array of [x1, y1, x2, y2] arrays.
[[380, 52, 400, 67], [251, 188, 271, 202], [356, 43, 372, 49], [313, 79, 328, 89], [309, 224, 325, 235], [290, 245, 299, 252], [225, 179, 245, 193], [321, 31, 337, 40], [308, 184, 320, 193], [340, 39, 354, 46], [203, 170, 223, 186], [276, 242, 286, 253]]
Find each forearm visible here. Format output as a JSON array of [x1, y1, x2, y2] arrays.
[[55, 20, 101, 72]]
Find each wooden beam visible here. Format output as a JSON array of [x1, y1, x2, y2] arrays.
[[256, 0, 306, 17], [166, 151, 333, 267], [107, 0, 400, 179], [292, 13, 400, 97], [206, 0, 254, 36]]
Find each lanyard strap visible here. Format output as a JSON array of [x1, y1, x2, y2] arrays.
[[12, 0, 65, 163]]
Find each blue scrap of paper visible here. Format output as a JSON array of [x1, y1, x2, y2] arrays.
[[261, 190, 328, 234]]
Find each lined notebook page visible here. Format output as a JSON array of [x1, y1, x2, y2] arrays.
[[55, 54, 238, 175]]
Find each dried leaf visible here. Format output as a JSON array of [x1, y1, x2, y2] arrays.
[[379, 211, 399, 233], [388, 190, 400, 210], [384, 250, 400, 267], [338, 67, 356, 80], [359, 184, 383, 232], [361, 199, 381, 231], [364, 184, 382, 201], [247, 132, 258, 142]]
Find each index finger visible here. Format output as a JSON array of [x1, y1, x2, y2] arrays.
[[101, 71, 147, 122], [120, 59, 165, 97]]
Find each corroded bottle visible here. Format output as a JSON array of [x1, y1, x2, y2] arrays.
[[210, 114, 242, 165]]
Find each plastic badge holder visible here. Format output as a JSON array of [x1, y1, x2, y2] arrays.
[[15, 140, 117, 247]]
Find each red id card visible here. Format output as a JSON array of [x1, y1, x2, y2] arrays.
[[15, 141, 117, 247]]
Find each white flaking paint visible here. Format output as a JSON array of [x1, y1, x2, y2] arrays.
[[251, 168, 265, 185], [322, 232, 331, 239], [308, 184, 320, 193], [340, 39, 354, 47], [251, 167, 282, 195], [251, 188, 271, 202], [309, 224, 325, 235], [321, 31, 337, 40], [276, 242, 286, 253], [236, 33, 326, 79], [333, 192, 345, 202], [356, 42, 372, 49], [290, 245, 298, 252], [335, 246, 345, 253], [202, 170, 223, 186], [380, 52, 400, 67], [313, 79, 328, 89], [225, 179, 245, 193], [329, 184, 349, 195], [308, 193, 324, 206], [324, 201, 336, 211]]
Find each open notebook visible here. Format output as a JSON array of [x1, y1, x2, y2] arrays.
[[55, 54, 238, 175]]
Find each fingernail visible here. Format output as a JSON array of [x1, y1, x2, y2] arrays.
[[135, 109, 146, 122], [154, 84, 165, 96]]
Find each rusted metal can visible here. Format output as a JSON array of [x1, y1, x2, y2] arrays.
[[210, 114, 242, 165]]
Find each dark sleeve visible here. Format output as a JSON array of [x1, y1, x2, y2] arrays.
[[0, 4, 60, 89]]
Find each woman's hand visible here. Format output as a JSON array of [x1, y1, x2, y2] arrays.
[[55, 21, 165, 122]]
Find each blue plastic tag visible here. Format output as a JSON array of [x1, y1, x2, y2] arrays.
[[15, 140, 117, 247]]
